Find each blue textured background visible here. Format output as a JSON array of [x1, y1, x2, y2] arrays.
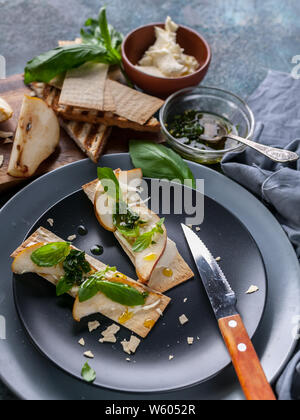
[[0, 0, 300, 400]]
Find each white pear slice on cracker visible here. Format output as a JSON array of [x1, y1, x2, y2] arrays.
[[11, 227, 171, 338], [83, 169, 194, 292]]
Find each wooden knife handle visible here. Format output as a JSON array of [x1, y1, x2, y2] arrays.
[[218, 314, 276, 401]]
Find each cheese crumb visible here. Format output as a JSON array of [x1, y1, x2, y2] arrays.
[[179, 314, 189, 325], [121, 336, 141, 355], [84, 351, 94, 359], [246, 285, 259, 295], [183, 298, 188, 303], [47, 218, 54, 227], [88, 321, 100, 333], [187, 337, 194, 345], [196, 227, 201, 232], [126, 358, 131, 362], [99, 324, 120, 344], [169, 355, 174, 361], [0, 155, 4, 168], [215, 257, 222, 262], [67, 234, 77, 241], [78, 338, 85, 347], [187, 224, 193, 229]]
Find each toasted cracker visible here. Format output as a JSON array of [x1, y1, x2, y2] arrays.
[[103, 81, 116, 112], [30, 83, 161, 133], [11, 227, 171, 338], [107, 80, 164, 125], [59, 118, 111, 163], [82, 179, 194, 293], [59, 62, 109, 111]]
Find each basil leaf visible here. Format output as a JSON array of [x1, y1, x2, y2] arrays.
[[116, 224, 140, 238], [97, 281, 148, 307], [130, 141, 196, 189], [99, 7, 112, 53], [78, 266, 116, 302], [132, 232, 154, 253], [97, 167, 122, 202], [132, 218, 165, 253], [56, 276, 74, 297], [24, 44, 110, 84], [31, 242, 71, 267], [78, 277, 99, 303], [81, 363, 96, 383]]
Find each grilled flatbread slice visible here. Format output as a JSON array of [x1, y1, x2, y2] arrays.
[[29, 82, 111, 163], [82, 171, 194, 293], [29, 82, 161, 133], [11, 227, 171, 338], [59, 119, 111, 163]]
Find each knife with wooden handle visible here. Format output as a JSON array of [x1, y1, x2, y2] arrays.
[[182, 224, 276, 401]]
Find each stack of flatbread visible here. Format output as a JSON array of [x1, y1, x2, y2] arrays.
[[29, 40, 164, 163]]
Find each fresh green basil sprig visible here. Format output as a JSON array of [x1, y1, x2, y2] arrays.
[[31, 242, 71, 267], [132, 218, 165, 253], [24, 7, 130, 85], [81, 363, 96, 383], [79, 267, 148, 306], [130, 140, 196, 189]]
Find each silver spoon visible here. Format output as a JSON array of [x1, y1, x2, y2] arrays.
[[204, 125, 299, 163]]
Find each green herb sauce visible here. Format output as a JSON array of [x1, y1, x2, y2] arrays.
[[167, 111, 238, 151]]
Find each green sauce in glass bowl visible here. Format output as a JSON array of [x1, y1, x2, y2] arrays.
[[166, 110, 239, 152], [160, 86, 255, 165]]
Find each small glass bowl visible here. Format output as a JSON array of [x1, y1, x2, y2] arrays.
[[159, 86, 255, 164]]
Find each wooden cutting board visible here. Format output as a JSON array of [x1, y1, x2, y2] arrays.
[[0, 74, 162, 193]]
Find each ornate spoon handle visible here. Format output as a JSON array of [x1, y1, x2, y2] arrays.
[[228, 134, 299, 163]]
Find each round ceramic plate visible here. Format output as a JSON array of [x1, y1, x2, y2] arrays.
[[0, 155, 299, 400], [13, 182, 267, 393]]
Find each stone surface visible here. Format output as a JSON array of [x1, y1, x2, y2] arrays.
[[0, 0, 300, 400]]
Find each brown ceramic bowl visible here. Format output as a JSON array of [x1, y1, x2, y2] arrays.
[[122, 22, 212, 98]]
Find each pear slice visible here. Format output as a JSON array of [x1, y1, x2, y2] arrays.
[[94, 182, 116, 232], [7, 96, 60, 178], [0, 97, 13, 122], [94, 168, 143, 232], [12, 243, 65, 281], [115, 205, 167, 283]]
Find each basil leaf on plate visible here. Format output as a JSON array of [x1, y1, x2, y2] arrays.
[[97, 281, 149, 307], [56, 276, 75, 297], [78, 266, 116, 302], [97, 167, 122, 202], [130, 140, 196, 189], [31, 242, 71, 267], [132, 218, 165, 253], [78, 276, 100, 302], [81, 363, 96, 383], [78, 266, 148, 306]]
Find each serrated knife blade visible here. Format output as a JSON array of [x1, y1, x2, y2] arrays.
[[181, 224, 276, 400], [181, 223, 237, 320]]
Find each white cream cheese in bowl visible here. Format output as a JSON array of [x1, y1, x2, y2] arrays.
[[136, 17, 199, 78]]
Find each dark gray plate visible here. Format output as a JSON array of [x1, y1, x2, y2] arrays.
[[12, 182, 266, 393], [0, 155, 299, 400]]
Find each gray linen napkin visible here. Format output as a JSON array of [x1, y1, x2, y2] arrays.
[[221, 70, 300, 400], [222, 70, 300, 258]]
